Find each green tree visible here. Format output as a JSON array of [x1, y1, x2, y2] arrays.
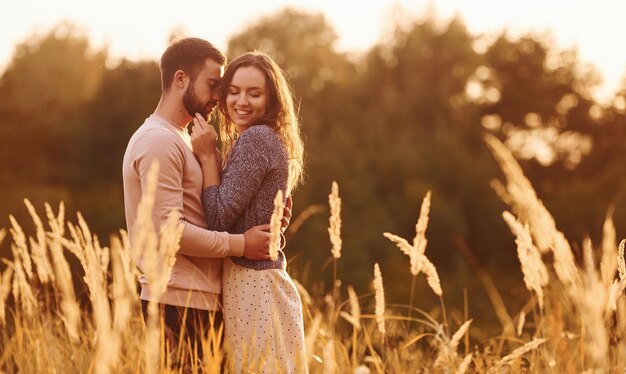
[[0, 24, 106, 232], [72, 59, 161, 235], [481, 34, 623, 246]]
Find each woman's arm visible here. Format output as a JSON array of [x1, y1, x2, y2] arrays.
[[200, 126, 275, 232]]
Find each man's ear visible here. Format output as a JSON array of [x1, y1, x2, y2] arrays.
[[173, 70, 187, 88]]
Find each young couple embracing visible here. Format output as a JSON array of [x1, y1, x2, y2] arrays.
[[123, 37, 307, 373]]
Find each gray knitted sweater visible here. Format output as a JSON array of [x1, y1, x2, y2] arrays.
[[202, 125, 288, 270]]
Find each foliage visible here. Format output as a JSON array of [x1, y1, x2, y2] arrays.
[[1, 7, 626, 331]]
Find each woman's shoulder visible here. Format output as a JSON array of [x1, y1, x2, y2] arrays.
[[238, 125, 282, 148], [241, 124, 277, 137]]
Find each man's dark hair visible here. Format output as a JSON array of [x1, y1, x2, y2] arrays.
[[160, 38, 226, 90]]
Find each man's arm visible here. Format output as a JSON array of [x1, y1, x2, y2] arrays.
[[133, 129, 246, 258]]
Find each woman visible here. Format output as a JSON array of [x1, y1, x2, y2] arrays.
[[190, 51, 307, 373]]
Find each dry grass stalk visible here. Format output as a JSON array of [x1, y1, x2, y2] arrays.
[[456, 353, 473, 374], [422, 260, 443, 297], [44, 202, 81, 342], [607, 278, 625, 313], [305, 313, 322, 367], [484, 134, 554, 253], [449, 320, 472, 352], [489, 338, 547, 372], [485, 134, 579, 288], [502, 211, 549, 310], [568, 239, 609, 371], [9, 216, 33, 281], [110, 236, 136, 334], [600, 206, 618, 287], [618, 239, 625, 281], [345, 285, 361, 331], [516, 311, 526, 337], [8, 221, 37, 316], [435, 319, 472, 370], [551, 232, 579, 287], [64, 213, 117, 374], [128, 161, 184, 374], [373, 263, 385, 335], [383, 190, 442, 297], [413, 191, 432, 267], [382, 232, 413, 258], [269, 189, 284, 261], [24, 199, 55, 284], [0, 266, 14, 325], [343, 284, 361, 368], [382, 234, 442, 297], [617, 297, 626, 369], [293, 278, 313, 307], [328, 181, 342, 259], [201, 317, 225, 374], [323, 339, 337, 374]]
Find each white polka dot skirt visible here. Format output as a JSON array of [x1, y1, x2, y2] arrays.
[[222, 257, 308, 373]]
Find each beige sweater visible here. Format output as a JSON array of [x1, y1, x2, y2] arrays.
[[122, 114, 245, 311]]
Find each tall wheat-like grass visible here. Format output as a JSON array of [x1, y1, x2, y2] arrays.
[[328, 181, 342, 260], [44, 201, 81, 343], [618, 239, 626, 281], [0, 264, 13, 326], [433, 319, 472, 371], [383, 191, 442, 300], [382, 190, 444, 339], [327, 181, 342, 346], [269, 189, 285, 261], [601, 207, 618, 287], [487, 133, 626, 372], [132, 161, 183, 374], [502, 211, 549, 310], [373, 263, 385, 337], [485, 134, 580, 288], [2, 135, 626, 372]]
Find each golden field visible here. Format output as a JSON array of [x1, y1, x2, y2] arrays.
[[0, 135, 624, 373]]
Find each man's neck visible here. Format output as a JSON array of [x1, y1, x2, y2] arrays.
[[154, 96, 191, 129]]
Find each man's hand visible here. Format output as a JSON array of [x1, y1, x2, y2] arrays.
[[281, 195, 293, 233], [242, 224, 271, 260], [191, 113, 219, 162]]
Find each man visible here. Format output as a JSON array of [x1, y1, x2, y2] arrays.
[[122, 38, 276, 359]]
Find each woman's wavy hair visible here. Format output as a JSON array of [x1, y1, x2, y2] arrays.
[[218, 51, 304, 194]]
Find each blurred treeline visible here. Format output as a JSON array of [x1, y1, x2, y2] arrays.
[[1, 8, 626, 328]]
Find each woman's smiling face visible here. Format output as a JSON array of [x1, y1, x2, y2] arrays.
[[225, 66, 267, 131]]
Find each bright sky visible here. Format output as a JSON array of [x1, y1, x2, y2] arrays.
[[1, 0, 625, 103]]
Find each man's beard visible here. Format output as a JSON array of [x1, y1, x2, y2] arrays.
[[183, 84, 214, 118]]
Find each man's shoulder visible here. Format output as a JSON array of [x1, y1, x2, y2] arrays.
[[131, 121, 184, 147]]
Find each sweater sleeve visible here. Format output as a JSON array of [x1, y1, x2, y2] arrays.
[[201, 126, 274, 231], [133, 129, 242, 258]]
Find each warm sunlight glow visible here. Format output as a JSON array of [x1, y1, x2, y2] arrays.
[[0, 0, 625, 103], [481, 114, 502, 131]]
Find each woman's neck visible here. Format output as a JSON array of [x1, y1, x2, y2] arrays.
[[236, 124, 252, 133]]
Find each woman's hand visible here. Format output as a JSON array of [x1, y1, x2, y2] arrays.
[[191, 113, 219, 163]]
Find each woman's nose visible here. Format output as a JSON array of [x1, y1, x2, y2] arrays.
[[237, 93, 248, 105]]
